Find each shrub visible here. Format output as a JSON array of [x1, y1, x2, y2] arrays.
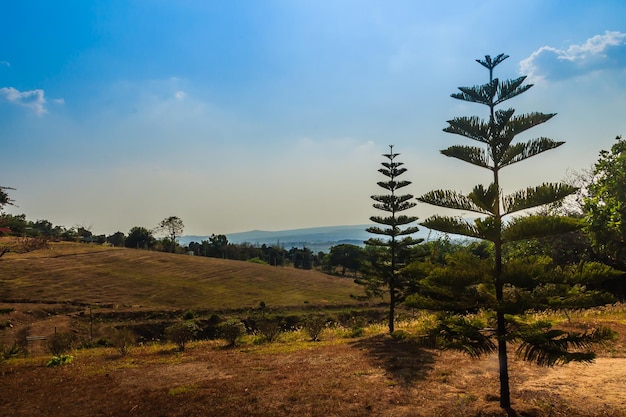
[[255, 317, 283, 343], [47, 332, 76, 356], [218, 319, 246, 347], [111, 327, 136, 356], [165, 321, 199, 351], [182, 310, 196, 320], [302, 315, 327, 342]]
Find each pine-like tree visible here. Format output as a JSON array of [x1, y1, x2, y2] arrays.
[[358, 145, 421, 333], [416, 54, 613, 409]]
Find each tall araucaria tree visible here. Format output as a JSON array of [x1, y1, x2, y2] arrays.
[[417, 54, 613, 409], [358, 145, 421, 333]]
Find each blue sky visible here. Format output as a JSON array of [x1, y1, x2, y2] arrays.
[[2, 1, 626, 236]]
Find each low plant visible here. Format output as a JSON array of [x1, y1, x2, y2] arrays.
[[111, 327, 136, 356], [47, 354, 73, 367]]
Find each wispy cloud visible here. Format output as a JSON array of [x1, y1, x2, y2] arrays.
[[0, 87, 47, 115], [520, 31, 626, 81], [0, 61, 10, 67]]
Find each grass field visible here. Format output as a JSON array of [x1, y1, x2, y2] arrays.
[[0, 240, 363, 310], [1, 240, 626, 417]]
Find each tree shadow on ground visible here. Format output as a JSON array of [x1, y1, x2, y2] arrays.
[[349, 334, 437, 386]]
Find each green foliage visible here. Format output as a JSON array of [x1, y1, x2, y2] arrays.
[[125, 226, 156, 249], [247, 257, 268, 265], [584, 135, 626, 271], [362, 145, 422, 333], [182, 310, 197, 320], [165, 321, 199, 351], [415, 53, 595, 409], [417, 315, 496, 358], [512, 319, 617, 367], [47, 354, 74, 367], [327, 244, 364, 276]]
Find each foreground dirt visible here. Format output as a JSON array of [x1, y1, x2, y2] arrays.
[[2, 322, 625, 417]]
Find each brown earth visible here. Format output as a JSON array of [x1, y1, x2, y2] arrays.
[[1, 317, 625, 417]]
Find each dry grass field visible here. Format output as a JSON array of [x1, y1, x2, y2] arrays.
[[1, 240, 626, 417], [0, 240, 363, 309]]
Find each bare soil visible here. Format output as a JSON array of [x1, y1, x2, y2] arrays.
[[1, 309, 625, 417]]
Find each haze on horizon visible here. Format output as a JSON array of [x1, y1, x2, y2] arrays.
[[2, 1, 626, 236]]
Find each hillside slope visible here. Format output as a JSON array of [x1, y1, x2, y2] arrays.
[[0, 242, 363, 310]]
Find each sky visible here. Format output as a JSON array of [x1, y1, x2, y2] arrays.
[[2, 1, 626, 236]]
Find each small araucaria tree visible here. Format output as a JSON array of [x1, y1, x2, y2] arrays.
[[358, 145, 421, 333], [417, 54, 613, 409]]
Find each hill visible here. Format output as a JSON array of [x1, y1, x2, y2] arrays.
[[181, 224, 443, 252], [0, 241, 364, 310]]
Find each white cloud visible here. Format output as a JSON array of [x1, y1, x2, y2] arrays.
[[0, 61, 10, 67], [174, 90, 185, 100], [520, 31, 626, 82], [0, 86, 47, 115], [52, 98, 65, 105]]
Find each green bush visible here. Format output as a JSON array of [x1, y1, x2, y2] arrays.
[[218, 319, 246, 347], [165, 321, 199, 351]]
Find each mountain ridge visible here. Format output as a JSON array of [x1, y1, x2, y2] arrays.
[[180, 224, 442, 253]]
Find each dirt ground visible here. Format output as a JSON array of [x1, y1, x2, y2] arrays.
[[1, 305, 625, 417]]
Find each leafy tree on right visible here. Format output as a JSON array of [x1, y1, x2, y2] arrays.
[[415, 54, 615, 410]]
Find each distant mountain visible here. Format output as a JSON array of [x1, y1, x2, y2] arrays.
[[180, 224, 444, 253]]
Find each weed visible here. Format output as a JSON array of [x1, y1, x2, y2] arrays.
[[47, 354, 73, 367]]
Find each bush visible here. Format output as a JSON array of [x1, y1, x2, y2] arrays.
[[165, 321, 199, 351], [256, 317, 283, 343], [182, 310, 196, 320], [47, 332, 76, 356], [302, 315, 327, 342], [218, 319, 246, 347], [111, 327, 136, 356]]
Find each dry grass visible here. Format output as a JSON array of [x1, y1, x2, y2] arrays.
[[2, 239, 626, 416], [0, 240, 363, 309], [2, 319, 626, 417]]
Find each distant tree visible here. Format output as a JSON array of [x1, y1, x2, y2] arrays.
[[208, 233, 228, 258], [106, 231, 126, 247], [125, 226, 156, 250], [289, 247, 313, 269], [158, 216, 184, 253], [328, 244, 364, 276], [416, 53, 612, 409], [358, 145, 421, 333]]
